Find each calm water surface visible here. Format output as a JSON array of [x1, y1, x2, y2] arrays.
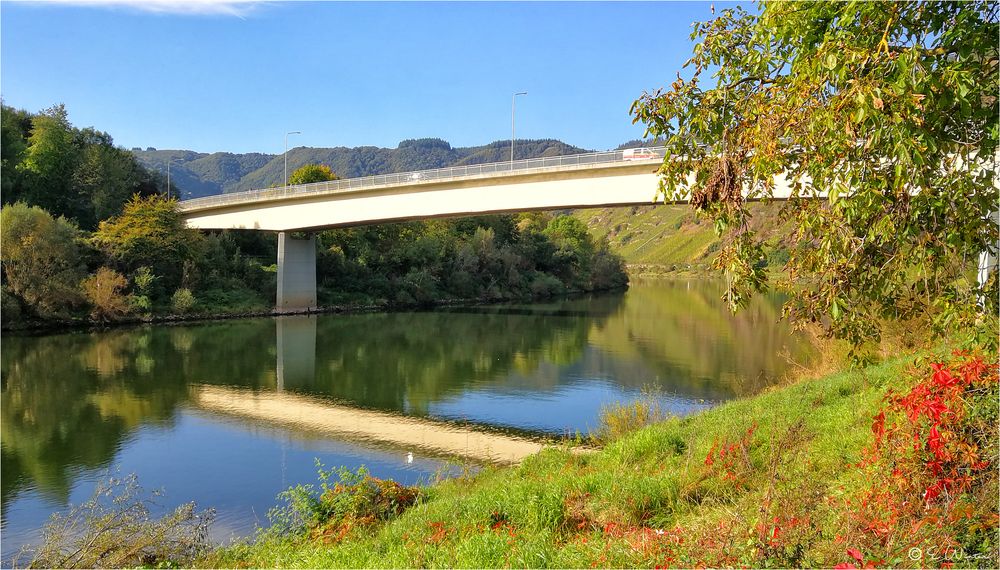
[[0, 279, 812, 557]]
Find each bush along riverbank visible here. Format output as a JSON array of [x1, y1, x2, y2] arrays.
[[185, 347, 996, 569], [2, 195, 629, 333]]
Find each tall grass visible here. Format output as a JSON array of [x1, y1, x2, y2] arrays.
[[590, 387, 671, 445]]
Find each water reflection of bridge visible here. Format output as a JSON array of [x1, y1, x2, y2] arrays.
[[191, 385, 553, 464]]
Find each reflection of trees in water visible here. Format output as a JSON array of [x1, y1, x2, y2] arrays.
[[296, 299, 623, 413], [171, 319, 278, 391], [0, 282, 810, 520], [587, 280, 813, 398], [1, 331, 155, 513], [0, 322, 274, 514], [0, 304, 610, 513]]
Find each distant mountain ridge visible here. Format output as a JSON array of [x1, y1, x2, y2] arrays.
[[135, 138, 591, 199]]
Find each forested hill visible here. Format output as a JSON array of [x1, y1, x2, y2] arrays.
[[134, 138, 589, 199]]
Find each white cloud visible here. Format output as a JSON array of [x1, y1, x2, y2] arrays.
[[14, 0, 269, 17]]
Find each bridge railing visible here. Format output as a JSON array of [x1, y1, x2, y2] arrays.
[[179, 146, 666, 211]]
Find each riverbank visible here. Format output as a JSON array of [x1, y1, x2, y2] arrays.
[[0, 284, 628, 335], [3, 278, 814, 565], [199, 347, 998, 569]]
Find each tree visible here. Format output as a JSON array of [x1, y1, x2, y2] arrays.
[[19, 104, 83, 221], [288, 164, 339, 185], [91, 194, 203, 291], [82, 267, 131, 322], [543, 215, 595, 257], [632, 1, 998, 349], [72, 129, 159, 228], [0, 202, 85, 317], [3, 104, 160, 230], [543, 215, 596, 283], [1, 104, 32, 203]]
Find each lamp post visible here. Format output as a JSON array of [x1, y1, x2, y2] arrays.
[[166, 158, 172, 200], [285, 131, 301, 189], [511, 92, 527, 168]]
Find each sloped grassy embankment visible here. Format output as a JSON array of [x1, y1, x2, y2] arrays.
[[573, 203, 792, 274], [203, 348, 998, 568]]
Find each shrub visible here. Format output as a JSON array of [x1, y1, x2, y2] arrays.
[[529, 272, 564, 298], [133, 266, 158, 298], [12, 473, 214, 569], [127, 266, 158, 316], [445, 269, 478, 299], [196, 287, 269, 314], [129, 294, 152, 315], [589, 242, 629, 290], [766, 246, 790, 268], [268, 464, 420, 542], [0, 202, 85, 317], [837, 351, 999, 568], [81, 267, 131, 322], [400, 268, 439, 305], [591, 388, 670, 444], [171, 288, 196, 314]]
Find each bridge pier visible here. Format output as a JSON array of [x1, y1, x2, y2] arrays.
[[276, 232, 317, 312]]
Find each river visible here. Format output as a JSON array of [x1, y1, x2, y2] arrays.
[[0, 279, 813, 558]]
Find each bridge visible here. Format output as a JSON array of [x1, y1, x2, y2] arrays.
[[178, 147, 995, 311], [178, 148, 683, 310]]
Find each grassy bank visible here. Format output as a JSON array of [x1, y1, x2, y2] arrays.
[[200, 347, 997, 568], [573, 203, 793, 271]]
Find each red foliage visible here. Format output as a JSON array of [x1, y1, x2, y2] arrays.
[[427, 521, 448, 544], [702, 423, 757, 483], [848, 351, 998, 561], [564, 352, 996, 569]]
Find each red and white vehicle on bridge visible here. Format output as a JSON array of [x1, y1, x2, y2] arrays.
[[621, 147, 657, 161]]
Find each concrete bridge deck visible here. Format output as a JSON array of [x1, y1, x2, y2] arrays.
[[178, 148, 669, 232]]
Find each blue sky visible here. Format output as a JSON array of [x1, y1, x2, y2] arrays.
[[1, 1, 727, 154]]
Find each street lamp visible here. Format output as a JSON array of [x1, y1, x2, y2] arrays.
[[285, 131, 301, 189], [166, 158, 172, 200], [511, 92, 527, 168]]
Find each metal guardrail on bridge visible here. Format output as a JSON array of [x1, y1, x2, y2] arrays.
[[178, 147, 667, 211]]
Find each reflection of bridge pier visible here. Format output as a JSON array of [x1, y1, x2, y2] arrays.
[[276, 314, 317, 391]]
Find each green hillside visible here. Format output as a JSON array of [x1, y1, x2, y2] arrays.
[[573, 203, 790, 271], [135, 139, 588, 198]]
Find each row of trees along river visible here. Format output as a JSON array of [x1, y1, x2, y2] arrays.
[[0, 103, 629, 329]]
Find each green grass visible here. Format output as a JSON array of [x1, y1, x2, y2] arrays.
[[193, 287, 271, 315], [201, 353, 928, 569]]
